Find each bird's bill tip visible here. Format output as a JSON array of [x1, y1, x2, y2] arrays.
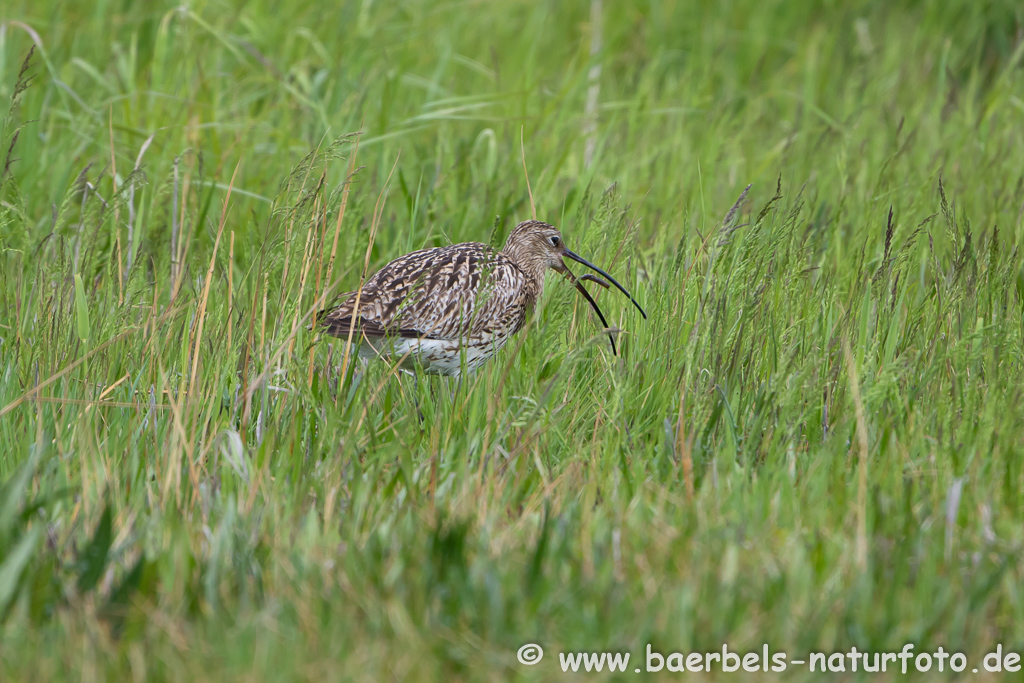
[[563, 249, 648, 319], [561, 266, 618, 356]]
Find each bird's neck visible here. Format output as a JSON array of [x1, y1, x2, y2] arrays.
[[503, 242, 547, 306]]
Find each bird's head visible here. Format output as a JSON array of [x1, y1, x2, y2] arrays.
[[503, 220, 648, 353], [503, 220, 567, 272]]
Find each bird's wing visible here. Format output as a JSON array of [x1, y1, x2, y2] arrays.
[[319, 243, 529, 340]]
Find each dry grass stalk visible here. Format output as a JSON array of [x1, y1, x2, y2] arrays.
[[188, 159, 241, 400]]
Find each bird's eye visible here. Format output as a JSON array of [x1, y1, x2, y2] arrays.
[[549, 236, 560, 247]]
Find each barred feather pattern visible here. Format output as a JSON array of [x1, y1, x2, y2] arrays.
[[319, 241, 543, 376]]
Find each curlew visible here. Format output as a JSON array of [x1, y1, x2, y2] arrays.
[[318, 220, 646, 377]]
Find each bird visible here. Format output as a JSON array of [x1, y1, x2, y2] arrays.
[[317, 220, 646, 377]]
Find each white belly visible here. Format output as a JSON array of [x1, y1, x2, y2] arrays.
[[357, 336, 504, 377]]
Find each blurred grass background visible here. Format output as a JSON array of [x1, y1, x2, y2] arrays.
[[2, 0, 1024, 679]]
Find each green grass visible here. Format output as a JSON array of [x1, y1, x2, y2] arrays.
[[2, 0, 1024, 679]]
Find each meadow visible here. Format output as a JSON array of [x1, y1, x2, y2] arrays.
[[2, 0, 1024, 679]]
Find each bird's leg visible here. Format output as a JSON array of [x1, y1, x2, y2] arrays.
[[401, 368, 425, 426], [451, 373, 463, 406], [414, 372, 425, 426]]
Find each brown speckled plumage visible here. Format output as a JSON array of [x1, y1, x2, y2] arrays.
[[319, 220, 646, 376]]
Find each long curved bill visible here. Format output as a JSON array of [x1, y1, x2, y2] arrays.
[[560, 268, 618, 355], [563, 249, 647, 319]]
